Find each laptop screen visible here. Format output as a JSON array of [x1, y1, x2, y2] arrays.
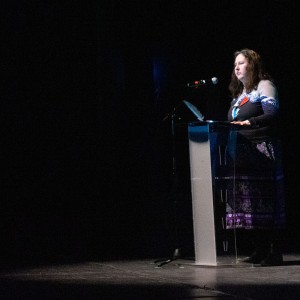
[[183, 100, 204, 121]]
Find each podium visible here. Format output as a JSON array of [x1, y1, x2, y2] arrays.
[[188, 121, 238, 266]]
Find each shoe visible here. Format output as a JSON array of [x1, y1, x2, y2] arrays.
[[260, 252, 283, 266], [240, 251, 266, 264]]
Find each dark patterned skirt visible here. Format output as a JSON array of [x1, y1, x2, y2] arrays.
[[225, 139, 286, 230]]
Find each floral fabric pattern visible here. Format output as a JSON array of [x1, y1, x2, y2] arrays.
[[225, 140, 285, 229]]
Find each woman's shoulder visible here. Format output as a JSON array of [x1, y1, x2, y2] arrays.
[[257, 79, 276, 90], [257, 79, 277, 97]]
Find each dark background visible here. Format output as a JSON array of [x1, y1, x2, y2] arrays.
[[1, 0, 299, 265]]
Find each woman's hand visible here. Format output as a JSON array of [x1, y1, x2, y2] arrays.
[[231, 120, 251, 126]]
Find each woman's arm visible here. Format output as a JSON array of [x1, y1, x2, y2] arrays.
[[249, 80, 279, 126]]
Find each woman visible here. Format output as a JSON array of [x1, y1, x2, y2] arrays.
[[226, 49, 286, 266]]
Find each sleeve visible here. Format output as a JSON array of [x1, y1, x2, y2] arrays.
[[248, 80, 279, 127]]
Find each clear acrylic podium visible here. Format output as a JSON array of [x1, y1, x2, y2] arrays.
[[188, 121, 239, 266]]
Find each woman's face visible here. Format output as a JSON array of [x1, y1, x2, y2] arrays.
[[234, 53, 249, 85]]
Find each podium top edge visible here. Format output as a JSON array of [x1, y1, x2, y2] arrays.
[[188, 121, 232, 126]]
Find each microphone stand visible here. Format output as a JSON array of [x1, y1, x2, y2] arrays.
[[154, 102, 184, 267]]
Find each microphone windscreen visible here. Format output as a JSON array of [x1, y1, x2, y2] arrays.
[[211, 77, 218, 84]]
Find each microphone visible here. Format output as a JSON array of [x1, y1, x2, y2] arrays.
[[186, 77, 218, 88]]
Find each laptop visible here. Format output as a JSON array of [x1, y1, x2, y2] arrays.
[[182, 100, 204, 121], [183, 100, 231, 126]]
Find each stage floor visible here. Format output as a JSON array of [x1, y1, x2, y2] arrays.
[[1, 254, 300, 299]]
